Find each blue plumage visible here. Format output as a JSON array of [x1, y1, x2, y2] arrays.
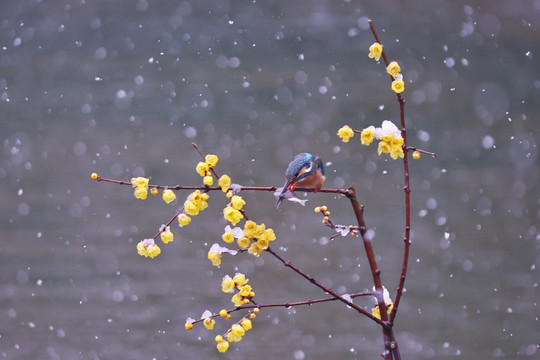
[[276, 153, 326, 208]]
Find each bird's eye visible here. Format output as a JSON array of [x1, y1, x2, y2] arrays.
[[304, 163, 312, 172]]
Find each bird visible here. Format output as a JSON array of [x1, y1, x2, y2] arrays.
[[275, 153, 326, 208]]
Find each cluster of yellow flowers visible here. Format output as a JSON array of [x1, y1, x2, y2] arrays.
[[131, 176, 149, 200], [184, 273, 260, 353], [196, 154, 219, 186], [223, 195, 245, 225], [221, 220, 277, 258], [338, 120, 405, 160], [136, 238, 161, 258], [221, 273, 255, 306], [368, 42, 405, 94]]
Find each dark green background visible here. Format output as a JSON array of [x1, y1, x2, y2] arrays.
[[1, 1, 538, 359]]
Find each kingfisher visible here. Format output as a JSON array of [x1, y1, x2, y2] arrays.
[[275, 153, 326, 208]]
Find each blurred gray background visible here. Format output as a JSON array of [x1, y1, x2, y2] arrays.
[[1, 1, 539, 359]]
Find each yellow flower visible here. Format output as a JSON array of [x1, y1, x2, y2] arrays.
[[238, 284, 252, 297], [222, 275, 235, 293], [203, 175, 213, 186], [133, 186, 148, 200], [243, 220, 257, 238], [204, 317, 216, 330], [368, 42, 383, 61], [185, 322, 193, 331], [222, 231, 235, 244], [178, 213, 191, 226], [208, 250, 221, 266], [391, 80, 405, 93], [230, 324, 245, 341], [219, 309, 228, 317], [223, 206, 243, 225], [216, 340, 229, 353], [390, 147, 405, 160], [237, 236, 250, 249], [146, 244, 161, 258], [386, 61, 401, 77], [201, 192, 209, 201], [233, 273, 248, 287], [241, 319, 252, 331], [131, 177, 149, 188], [196, 161, 209, 177], [265, 228, 276, 241], [218, 175, 231, 192], [160, 229, 174, 244], [136, 241, 147, 257], [257, 237, 269, 250], [230, 195, 246, 210], [231, 293, 244, 307], [91, 172, 98, 180], [248, 242, 264, 257], [337, 125, 355, 143], [205, 154, 219, 168], [254, 224, 266, 239], [361, 127, 375, 146], [137, 239, 161, 258], [371, 302, 394, 320], [184, 200, 200, 216], [377, 140, 391, 155], [150, 187, 158, 195], [391, 135, 404, 148], [162, 189, 176, 204], [412, 150, 421, 160]]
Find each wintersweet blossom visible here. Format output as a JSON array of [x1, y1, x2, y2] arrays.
[[162, 189, 176, 204], [368, 42, 383, 61], [205, 154, 219, 168], [227, 324, 245, 342], [223, 206, 244, 225], [178, 213, 191, 226], [196, 161, 209, 177], [131, 177, 149, 188], [133, 186, 148, 200], [337, 125, 354, 143], [208, 250, 221, 266], [361, 126, 376, 146], [222, 231, 234, 243], [216, 339, 229, 352], [137, 238, 161, 258], [221, 275, 235, 293], [203, 317, 216, 330], [230, 195, 246, 210], [371, 286, 395, 320], [391, 79, 405, 93], [218, 174, 231, 192], [237, 236, 250, 249], [386, 61, 401, 77], [203, 175, 213, 186], [233, 273, 248, 287], [160, 228, 174, 244], [241, 319, 252, 331]]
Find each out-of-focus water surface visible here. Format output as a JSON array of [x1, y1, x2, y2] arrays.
[[1, 1, 539, 359]]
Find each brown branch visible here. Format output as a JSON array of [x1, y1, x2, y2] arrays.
[[266, 246, 383, 325], [406, 146, 437, 157], [190, 291, 373, 325], [369, 19, 405, 360]]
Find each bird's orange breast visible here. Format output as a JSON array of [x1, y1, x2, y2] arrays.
[[295, 169, 326, 189]]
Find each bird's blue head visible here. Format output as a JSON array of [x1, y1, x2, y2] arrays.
[[285, 153, 325, 183]]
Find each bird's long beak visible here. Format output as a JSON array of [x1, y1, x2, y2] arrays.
[[275, 177, 296, 208]]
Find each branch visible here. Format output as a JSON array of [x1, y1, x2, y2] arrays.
[[266, 246, 384, 325], [190, 291, 373, 325]]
